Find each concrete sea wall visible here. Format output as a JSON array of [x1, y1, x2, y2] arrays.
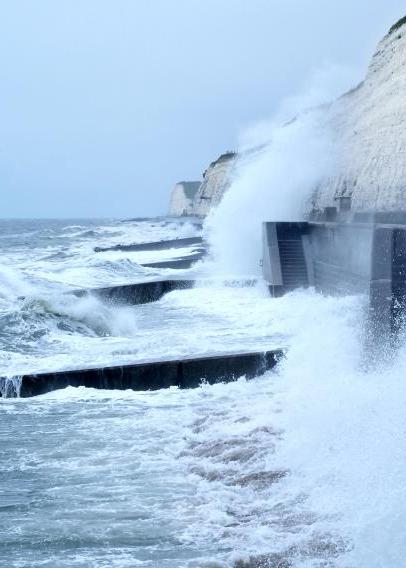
[[262, 219, 406, 342]]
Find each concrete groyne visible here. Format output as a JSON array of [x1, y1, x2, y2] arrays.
[[1, 350, 283, 398], [94, 236, 204, 253], [74, 279, 195, 305], [140, 251, 205, 269], [93, 235, 207, 270], [74, 278, 258, 306]]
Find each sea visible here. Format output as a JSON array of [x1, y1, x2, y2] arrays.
[[1, 217, 406, 568]]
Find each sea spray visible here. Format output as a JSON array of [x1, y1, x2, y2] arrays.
[[265, 293, 406, 568], [204, 65, 360, 277], [25, 292, 139, 338], [176, 291, 406, 567], [0, 376, 22, 398], [204, 111, 335, 277], [193, 68, 406, 565], [0, 265, 35, 301], [176, 292, 365, 566]]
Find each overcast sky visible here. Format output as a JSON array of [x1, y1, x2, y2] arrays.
[[0, 0, 405, 218]]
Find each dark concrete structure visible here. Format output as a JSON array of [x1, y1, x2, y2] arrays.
[[74, 279, 195, 305], [262, 218, 406, 339], [0, 350, 283, 398], [94, 236, 204, 253], [140, 251, 205, 269], [73, 278, 259, 306], [94, 235, 207, 269], [262, 222, 313, 297]]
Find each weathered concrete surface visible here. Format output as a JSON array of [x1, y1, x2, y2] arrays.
[[74, 279, 195, 305], [262, 219, 406, 342], [262, 221, 374, 297], [94, 236, 204, 253], [3, 350, 283, 398]]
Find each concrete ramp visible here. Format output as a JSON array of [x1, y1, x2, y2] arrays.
[[0, 349, 283, 398]]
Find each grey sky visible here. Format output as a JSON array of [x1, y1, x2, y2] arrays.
[[0, 0, 404, 218]]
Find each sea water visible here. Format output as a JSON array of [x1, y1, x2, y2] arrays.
[[1, 218, 406, 567]]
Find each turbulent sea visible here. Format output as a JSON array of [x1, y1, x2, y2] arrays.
[[1, 218, 406, 567]]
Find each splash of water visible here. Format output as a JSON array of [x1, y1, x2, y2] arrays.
[[204, 111, 334, 277], [0, 265, 34, 301], [26, 292, 139, 337], [204, 66, 360, 277], [196, 67, 406, 565], [0, 376, 22, 398]]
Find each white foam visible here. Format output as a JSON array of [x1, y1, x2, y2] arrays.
[[2, 280, 406, 565], [0, 375, 22, 398], [2, 215, 405, 566]]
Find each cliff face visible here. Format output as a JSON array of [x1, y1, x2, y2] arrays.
[[312, 16, 406, 214], [168, 181, 201, 216], [169, 17, 406, 220], [168, 153, 237, 217], [193, 152, 237, 217]]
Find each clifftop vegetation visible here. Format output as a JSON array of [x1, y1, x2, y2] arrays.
[[388, 15, 406, 36]]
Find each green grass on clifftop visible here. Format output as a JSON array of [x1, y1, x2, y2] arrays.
[[388, 15, 406, 36]]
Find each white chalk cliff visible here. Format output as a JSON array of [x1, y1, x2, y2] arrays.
[[168, 181, 201, 216], [168, 17, 406, 219], [313, 16, 406, 214], [168, 153, 236, 217], [193, 152, 237, 217]]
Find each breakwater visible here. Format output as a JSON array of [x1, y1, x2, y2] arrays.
[[73, 279, 195, 305], [1, 349, 283, 398], [140, 250, 205, 269], [94, 236, 204, 253]]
